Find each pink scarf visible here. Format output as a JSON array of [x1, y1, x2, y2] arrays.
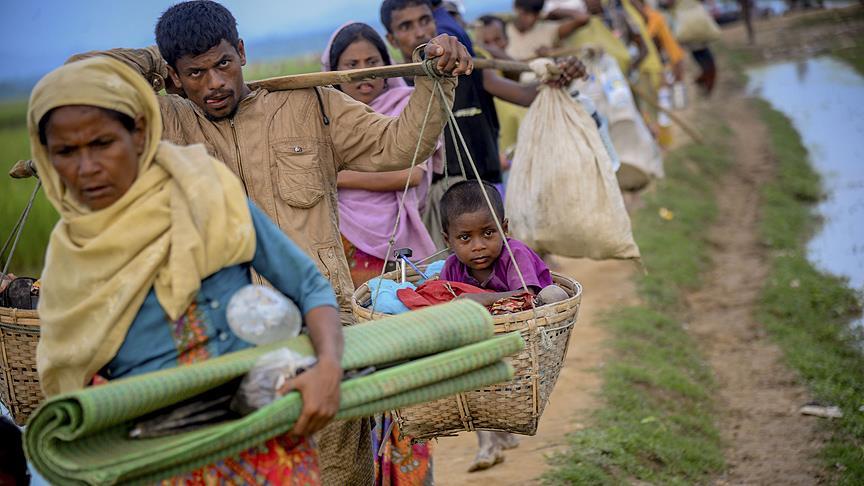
[[322, 23, 439, 261]]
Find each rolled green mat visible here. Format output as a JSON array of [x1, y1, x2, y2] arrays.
[[137, 362, 515, 484], [29, 300, 493, 437], [125, 337, 522, 485], [26, 301, 508, 484], [39, 333, 524, 484]]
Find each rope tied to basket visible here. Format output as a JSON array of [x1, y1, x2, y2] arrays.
[[368, 59, 544, 320], [1, 179, 42, 278], [430, 80, 539, 310], [369, 59, 442, 316]]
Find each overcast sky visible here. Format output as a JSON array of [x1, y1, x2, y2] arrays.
[[2, 0, 510, 81]]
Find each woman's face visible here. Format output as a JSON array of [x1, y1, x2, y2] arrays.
[[44, 105, 145, 210], [336, 39, 387, 106]]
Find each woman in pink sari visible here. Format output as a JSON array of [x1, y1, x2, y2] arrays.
[[323, 22, 438, 485], [323, 22, 440, 290]]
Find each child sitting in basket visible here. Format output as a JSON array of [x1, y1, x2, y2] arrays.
[[439, 180, 568, 309], [437, 180, 568, 472]]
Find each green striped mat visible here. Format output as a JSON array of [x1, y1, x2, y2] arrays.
[[26, 300, 522, 484]]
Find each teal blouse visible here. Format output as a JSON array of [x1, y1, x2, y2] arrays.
[[102, 201, 337, 380]]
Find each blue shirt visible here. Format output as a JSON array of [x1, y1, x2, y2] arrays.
[[434, 6, 475, 56], [103, 201, 337, 380]]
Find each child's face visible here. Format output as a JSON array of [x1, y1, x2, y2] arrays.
[[513, 7, 539, 33], [476, 22, 508, 51], [444, 210, 509, 274]]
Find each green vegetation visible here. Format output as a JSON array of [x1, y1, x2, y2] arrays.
[[755, 99, 864, 484], [0, 99, 28, 130], [544, 121, 730, 484], [831, 37, 864, 76], [791, 6, 864, 76], [1, 118, 57, 276]]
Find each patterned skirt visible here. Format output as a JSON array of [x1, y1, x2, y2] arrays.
[[161, 435, 320, 485], [371, 413, 434, 486]]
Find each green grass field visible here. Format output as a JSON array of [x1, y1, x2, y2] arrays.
[[1, 100, 55, 276], [1, 56, 323, 276]]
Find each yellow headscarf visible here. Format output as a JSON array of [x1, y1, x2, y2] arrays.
[[29, 57, 256, 396]]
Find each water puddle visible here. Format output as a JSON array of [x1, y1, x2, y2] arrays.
[[747, 56, 864, 329]]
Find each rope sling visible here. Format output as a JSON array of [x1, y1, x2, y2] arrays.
[[1, 179, 41, 278], [368, 57, 538, 316]]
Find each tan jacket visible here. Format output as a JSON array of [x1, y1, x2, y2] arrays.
[[74, 47, 456, 319]]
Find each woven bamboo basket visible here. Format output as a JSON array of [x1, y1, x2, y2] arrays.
[[0, 306, 43, 425], [352, 268, 581, 439]]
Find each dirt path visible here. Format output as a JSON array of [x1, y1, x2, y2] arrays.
[[433, 258, 637, 485], [683, 19, 830, 482], [429, 11, 846, 484]]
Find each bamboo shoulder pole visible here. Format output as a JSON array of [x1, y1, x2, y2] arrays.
[[248, 58, 535, 92]]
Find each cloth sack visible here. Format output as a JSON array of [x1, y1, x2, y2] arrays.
[[673, 0, 722, 46], [505, 86, 640, 260]]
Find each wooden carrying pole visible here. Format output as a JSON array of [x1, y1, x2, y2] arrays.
[[249, 58, 534, 92], [628, 82, 705, 144]]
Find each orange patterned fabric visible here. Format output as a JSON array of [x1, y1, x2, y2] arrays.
[[161, 434, 321, 486], [372, 413, 434, 486]]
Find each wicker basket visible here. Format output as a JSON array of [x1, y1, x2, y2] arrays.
[[0, 306, 43, 425], [352, 268, 582, 439]]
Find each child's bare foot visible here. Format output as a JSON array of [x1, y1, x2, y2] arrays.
[[467, 446, 504, 472], [468, 431, 519, 471], [496, 431, 520, 450]]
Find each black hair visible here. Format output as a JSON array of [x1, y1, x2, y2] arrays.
[[478, 15, 508, 38], [328, 23, 393, 74], [515, 0, 545, 13], [155, 1, 240, 68], [380, 0, 433, 33], [440, 180, 505, 233], [38, 107, 136, 146]]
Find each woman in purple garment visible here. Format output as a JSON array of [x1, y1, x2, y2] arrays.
[[322, 22, 438, 486], [323, 22, 440, 291]]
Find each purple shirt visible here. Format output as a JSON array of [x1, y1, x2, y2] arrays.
[[440, 238, 553, 292]]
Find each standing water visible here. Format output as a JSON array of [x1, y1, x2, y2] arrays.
[[748, 56, 864, 328]]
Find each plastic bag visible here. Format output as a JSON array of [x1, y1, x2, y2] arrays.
[[574, 92, 621, 172], [230, 348, 317, 415], [505, 85, 640, 260], [226, 285, 302, 345], [572, 52, 664, 191]]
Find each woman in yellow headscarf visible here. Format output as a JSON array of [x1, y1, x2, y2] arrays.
[[29, 56, 343, 484]]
